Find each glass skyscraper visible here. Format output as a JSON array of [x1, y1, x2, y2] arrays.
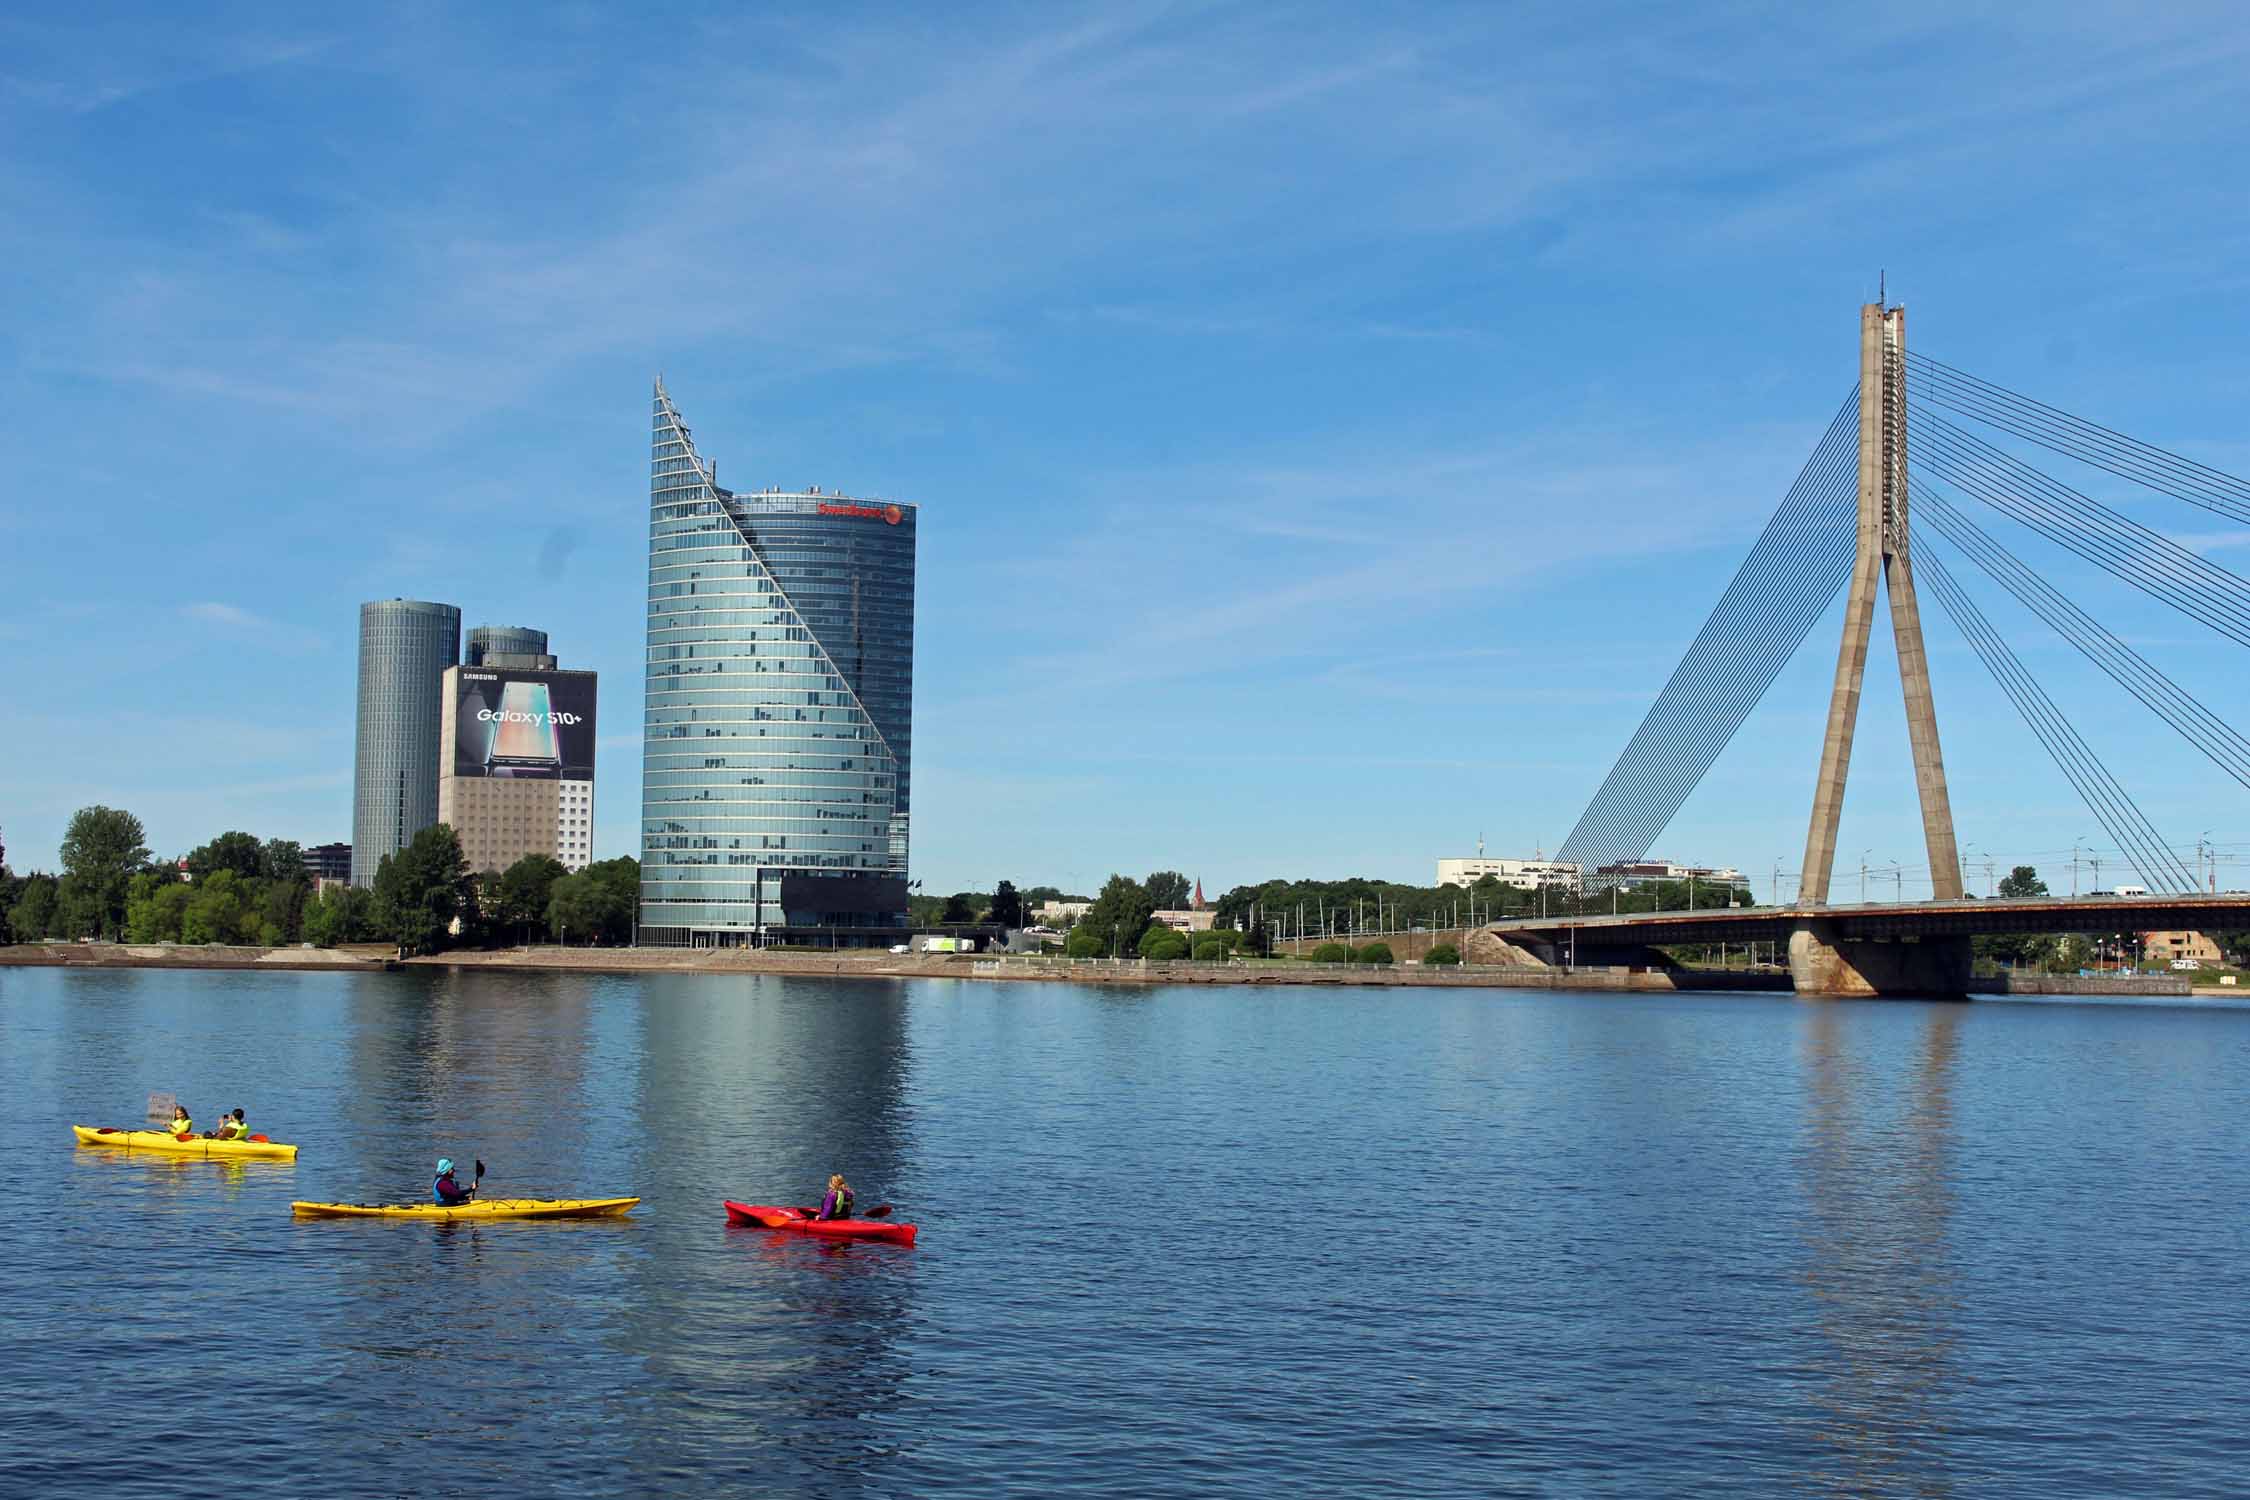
[[641, 380, 915, 945], [353, 598, 462, 886], [466, 624, 550, 666]]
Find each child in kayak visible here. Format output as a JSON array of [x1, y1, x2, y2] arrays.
[[816, 1174, 855, 1220], [434, 1159, 477, 1205], [168, 1105, 194, 1137]]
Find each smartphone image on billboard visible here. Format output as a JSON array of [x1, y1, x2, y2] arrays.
[[487, 681, 562, 778]]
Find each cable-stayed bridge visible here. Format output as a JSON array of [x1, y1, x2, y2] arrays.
[[1487, 302, 2249, 996]]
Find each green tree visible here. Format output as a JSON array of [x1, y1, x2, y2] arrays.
[[255, 876, 308, 945], [1998, 865, 2049, 898], [125, 873, 193, 942], [57, 805, 150, 940], [1064, 929, 1104, 958], [1244, 916, 1270, 957], [1356, 941, 1395, 964], [1078, 874, 1157, 958], [303, 884, 375, 947], [8, 875, 59, 942], [1424, 942, 1462, 966], [1139, 927, 1188, 960], [940, 892, 978, 924], [548, 857, 638, 946], [371, 824, 474, 957], [1310, 942, 1353, 964], [181, 870, 251, 945], [261, 838, 307, 882], [990, 880, 1024, 929], [494, 854, 569, 943], [1144, 871, 1191, 909], [1192, 937, 1227, 961], [186, 830, 266, 881]]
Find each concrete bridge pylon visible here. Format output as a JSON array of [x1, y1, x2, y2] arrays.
[[1795, 303, 1970, 995]]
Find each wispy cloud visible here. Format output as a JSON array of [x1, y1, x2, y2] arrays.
[[184, 602, 272, 629]]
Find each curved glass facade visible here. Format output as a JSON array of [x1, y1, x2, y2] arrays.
[[640, 381, 915, 944], [466, 624, 548, 665], [353, 599, 461, 886]]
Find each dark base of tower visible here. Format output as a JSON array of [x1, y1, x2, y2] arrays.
[[1788, 923, 1973, 998]]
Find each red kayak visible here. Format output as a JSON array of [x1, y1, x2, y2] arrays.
[[724, 1201, 918, 1245]]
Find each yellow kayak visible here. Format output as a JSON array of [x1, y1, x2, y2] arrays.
[[74, 1125, 299, 1161], [291, 1197, 639, 1221]]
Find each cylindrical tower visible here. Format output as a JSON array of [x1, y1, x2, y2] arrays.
[[466, 624, 549, 666], [353, 599, 462, 886]]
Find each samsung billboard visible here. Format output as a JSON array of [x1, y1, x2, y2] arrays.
[[450, 668, 597, 781]]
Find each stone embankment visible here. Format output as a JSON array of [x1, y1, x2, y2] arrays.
[[0, 942, 2208, 997], [0, 942, 387, 972]]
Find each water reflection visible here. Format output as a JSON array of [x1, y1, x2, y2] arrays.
[[617, 976, 921, 1490], [1798, 1004, 1963, 1496]]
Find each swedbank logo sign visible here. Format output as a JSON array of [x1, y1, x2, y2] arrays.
[[817, 501, 904, 525]]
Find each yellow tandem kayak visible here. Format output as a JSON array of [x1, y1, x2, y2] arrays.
[[291, 1197, 639, 1221], [74, 1125, 299, 1161]]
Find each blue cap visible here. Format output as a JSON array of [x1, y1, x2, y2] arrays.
[[437, 1158, 454, 1174]]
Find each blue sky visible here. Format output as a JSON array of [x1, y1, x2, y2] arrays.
[[4, 2, 2249, 899]]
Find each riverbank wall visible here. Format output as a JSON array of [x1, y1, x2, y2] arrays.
[[0, 942, 392, 973], [0, 942, 2203, 997]]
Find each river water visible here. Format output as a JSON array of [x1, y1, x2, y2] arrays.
[[1, 966, 2244, 1497]]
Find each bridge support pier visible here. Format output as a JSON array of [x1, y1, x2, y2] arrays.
[[1788, 922, 1971, 998]]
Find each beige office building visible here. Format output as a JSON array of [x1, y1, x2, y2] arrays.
[[438, 659, 598, 875]]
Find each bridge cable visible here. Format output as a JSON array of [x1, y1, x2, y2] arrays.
[[1911, 411, 2250, 625], [1918, 547, 2196, 891], [1557, 440, 1858, 867], [1554, 415, 1858, 871], [1556, 391, 1861, 874], [1554, 406, 1862, 866], [1911, 411, 2250, 649], [1908, 352, 2250, 523], [1913, 480, 2250, 791], [1565, 419, 1864, 867]]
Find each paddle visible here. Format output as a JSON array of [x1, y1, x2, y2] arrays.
[[474, 1158, 486, 1201]]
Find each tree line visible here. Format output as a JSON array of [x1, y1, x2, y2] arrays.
[[905, 881, 1106, 929], [1, 807, 639, 958], [1062, 872, 1250, 961]]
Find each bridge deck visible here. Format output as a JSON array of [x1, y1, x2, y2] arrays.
[[1486, 894, 2250, 949]]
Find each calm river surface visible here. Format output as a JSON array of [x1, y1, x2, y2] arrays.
[[1, 966, 2245, 1497]]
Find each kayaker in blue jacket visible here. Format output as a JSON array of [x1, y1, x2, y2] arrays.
[[816, 1174, 855, 1220], [434, 1159, 476, 1205]]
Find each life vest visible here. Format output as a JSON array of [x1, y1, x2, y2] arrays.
[[174, 1117, 194, 1137], [434, 1174, 467, 1205], [825, 1188, 855, 1220]]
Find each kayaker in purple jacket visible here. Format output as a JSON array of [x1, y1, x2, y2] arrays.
[[817, 1174, 855, 1220], [434, 1159, 476, 1206]]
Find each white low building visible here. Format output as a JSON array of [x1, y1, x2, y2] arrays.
[[1593, 859, 1750, 893], [1436, 857, 1583, 895]]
